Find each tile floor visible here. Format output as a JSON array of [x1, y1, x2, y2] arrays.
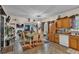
[[23, 42, 69, 54], [7, 42, 79, 54]]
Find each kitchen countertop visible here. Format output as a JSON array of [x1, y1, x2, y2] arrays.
[[69, 35, 79, 37], [56, 33, 79, 36]]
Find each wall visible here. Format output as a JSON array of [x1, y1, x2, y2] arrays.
[[44, 22, 48, 34]]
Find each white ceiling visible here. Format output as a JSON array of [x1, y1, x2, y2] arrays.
[[2, 5, 79, 20]]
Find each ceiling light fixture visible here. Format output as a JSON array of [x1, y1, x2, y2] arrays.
[[37, 15, 41, 18]]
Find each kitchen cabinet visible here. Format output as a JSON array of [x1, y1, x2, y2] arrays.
[[57, 19, 62, 28], [77, 40, 79, 51], [54, 34, 59, 43], [48, 32, 52, 41], [51, 22, 56, 33], [57, 17, 72, 28], [51, 34, 55, 42], [69, 35, 78, 50], [51, 22, 57, 42], [62, 17, 72, 28]]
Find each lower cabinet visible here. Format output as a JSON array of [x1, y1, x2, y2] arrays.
[[77, 42, 79, 51], [54, 34, 59, 43], [48, 33, 52, 41], [69, 36, 79, 50]]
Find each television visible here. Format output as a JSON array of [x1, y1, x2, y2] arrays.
[[24, 25, 30, 31]]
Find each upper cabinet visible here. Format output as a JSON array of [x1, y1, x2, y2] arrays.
[[51, 21, 56, 34], [57, 17, 72, 28], [57, 19, 62, 28], [62, 17, 72, 28]]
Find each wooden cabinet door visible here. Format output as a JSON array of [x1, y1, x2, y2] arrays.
[[51, 22, 56, 33], [77, 41, 79, 51], [76, 36, 79, 51], [57, 20, 62, 28], [69, 36, 78, 49], [51, 22, 57, 42], [62, 18, 71, 28], [54, 34, 59, 43]]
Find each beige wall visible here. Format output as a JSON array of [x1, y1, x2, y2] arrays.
[[10, 15, 42, 24]]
